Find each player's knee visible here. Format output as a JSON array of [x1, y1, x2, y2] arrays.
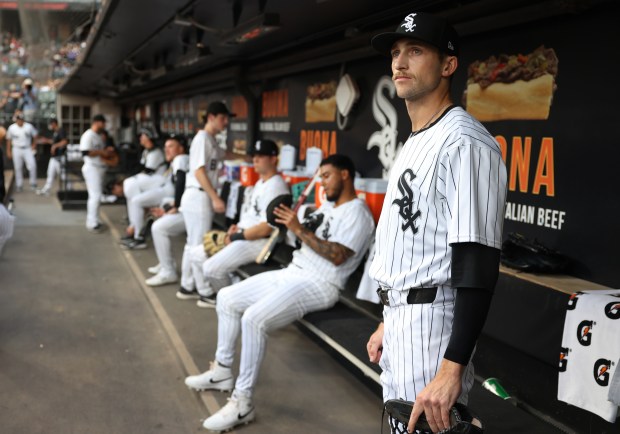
[[241, 310, 267, 336]]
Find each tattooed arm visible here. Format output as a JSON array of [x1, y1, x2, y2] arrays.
[[272, 204, 354, 266]]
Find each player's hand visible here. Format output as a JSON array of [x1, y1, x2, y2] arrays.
[[366, 322, 384, 363], [272, 204, 302, 233], [224, 234, 232, 245], [227, 224, 238, 236], [213, 197, 226, 214], [166, 206, 178, 215], [407, 360, 464, 433], [150, 207, 165, 218]]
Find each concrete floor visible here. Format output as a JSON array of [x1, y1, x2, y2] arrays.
[[0, 188, 383, 434]]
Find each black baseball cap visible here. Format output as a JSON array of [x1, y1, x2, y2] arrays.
[[250, 139, 279, 156], [207, 101, 236, 117], [93, 114, 106, 123], [371, 12, 459, 57]]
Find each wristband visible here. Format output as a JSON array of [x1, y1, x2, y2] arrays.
[[229, 230, 245, 242]]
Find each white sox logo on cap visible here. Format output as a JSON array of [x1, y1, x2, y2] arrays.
[[401, 13, 417, 32]]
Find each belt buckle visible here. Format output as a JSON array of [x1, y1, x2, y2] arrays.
[[376, 287, 390, 306]]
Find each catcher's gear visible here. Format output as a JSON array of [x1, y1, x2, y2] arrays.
[[382, 399, 484, 434], [203, 230, 228, 256], [265, 194, 293, 229]]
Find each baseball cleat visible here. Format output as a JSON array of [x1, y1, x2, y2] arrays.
[[176, 286, 200, 300], [185, 361, 234, 392], [202, 395, 255, 432], [196, 293, 217, 309], [87, 224, 105, 233], [36, 188, 50, 196], [145, 273, 178, 287], [120, 238, 147, 250], [147, 264, 161, 275]]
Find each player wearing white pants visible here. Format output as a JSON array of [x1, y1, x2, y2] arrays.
[[177, 101, 234, 299], [185, 140, 289, 305], [79, 114, 108, 232], [367, 14, 507, 433], [38, 118, 68, 195], [6, 114, 38, 191], [185, 155, 375, 432], [149, 212, 185, 280]]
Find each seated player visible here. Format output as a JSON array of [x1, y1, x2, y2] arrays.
[[121, 127, 166, 242], [122, 135, 187, 250], [178, 139, 289, 306], [184, 154, 375, 432]]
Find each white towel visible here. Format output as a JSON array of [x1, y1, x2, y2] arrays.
[[225, 181, 242, 220], [609, 358, 620, 406], [356, 237, 380, 304], [558, 289, 620, 422]]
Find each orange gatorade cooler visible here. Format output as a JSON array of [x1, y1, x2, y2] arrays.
[[240, 163, 259, 186], [363, 178, 388, 223], [282, 170, 311, 187], [315, 180, 326, 207]]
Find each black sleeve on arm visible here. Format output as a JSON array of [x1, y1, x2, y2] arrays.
[[81, 150, 89, 157], [443, 242, 501, 365], [142, 167, 155, 174], [174, 171, 186, 208]]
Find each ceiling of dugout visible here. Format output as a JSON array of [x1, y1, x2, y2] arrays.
[[59, 0, 608, 102]]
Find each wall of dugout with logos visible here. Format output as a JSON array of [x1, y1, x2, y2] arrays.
[[124, 5, 617, 288]]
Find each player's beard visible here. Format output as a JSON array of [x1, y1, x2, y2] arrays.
[[325, 181, 343, 202]]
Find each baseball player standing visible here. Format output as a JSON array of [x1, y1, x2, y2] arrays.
[[182, 139, 289, 306], [184, 154, 375, 432], [5, 112, 38, 192], [79, 114, 108, 233], [37, 117, 68, 196], [177, 101, 233, 299], [366, 12, 507, 433]]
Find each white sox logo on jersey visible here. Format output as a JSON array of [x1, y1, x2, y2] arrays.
[[321, 217, 332, 240], [392, 169, 421, 233], [401, 13, 417, 32]]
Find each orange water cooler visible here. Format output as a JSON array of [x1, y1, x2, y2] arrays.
[[240, 163, 259, 186]]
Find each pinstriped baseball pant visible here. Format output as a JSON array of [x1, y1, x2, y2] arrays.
[[151, 212, 185, 277], [180, 188, 213, 290], [379, 287, 475, 405], [187, 238, 267, 296], [215, 266, 339, 396]]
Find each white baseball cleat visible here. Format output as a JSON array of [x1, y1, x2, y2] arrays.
[[147, 264, 161, 275], [202, 395, 255, 432], [145, 273, 178, 287], [185, 361, 234, 392]]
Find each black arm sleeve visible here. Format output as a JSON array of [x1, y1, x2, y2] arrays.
[[81, 150, 89, 157], [443, 242, 501, 365], [174, 171, 186, 208], [142, 167, 155, 174]]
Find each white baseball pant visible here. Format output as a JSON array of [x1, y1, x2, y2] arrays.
[[123, 173, 165, 201], [0, 204, 15, 256], [11, 146, 37, 188], [127, 185, 173, 237], [180, 188, 213, 290], [42, 157, 62, 191], [215, 266, 339, 396], [188, 238, 267, 296], [151, 213, 185, 278], [379, 287, 475, 405], [81, 162, 106, 229]]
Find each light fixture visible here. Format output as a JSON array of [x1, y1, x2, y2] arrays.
[[219, 13, 280, 45]]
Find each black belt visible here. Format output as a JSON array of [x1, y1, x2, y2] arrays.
[[376, 287, 437, 306]]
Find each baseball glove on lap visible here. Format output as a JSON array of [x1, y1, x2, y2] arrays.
[[203, 230, 227, 256], [383, 399, 484, 434]]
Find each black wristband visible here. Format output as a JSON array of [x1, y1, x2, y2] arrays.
[[229, 230, 245, 242]]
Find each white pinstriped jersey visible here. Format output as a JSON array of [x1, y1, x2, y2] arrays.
[[140, 147, 166, 175], [185, 130, 223, 189], [237, 174, 289, 230], [369, 106, 507, 292], [292, 198, 375, 289]]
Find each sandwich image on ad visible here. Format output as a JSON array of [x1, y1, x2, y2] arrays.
[[464, 45, 559, 121], [305, 80, 337, 123]]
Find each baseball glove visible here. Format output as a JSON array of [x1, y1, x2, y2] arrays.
[[500, 232, 569, 273], [203, 230, 227, 256], [382, 399, 484, 434]]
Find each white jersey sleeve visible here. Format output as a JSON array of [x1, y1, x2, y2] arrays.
[[171, 154, 189, 174], [79, 129, 104, 166], [439, 138, 506, 249], [143, 148, 166, 173], [185, 132, 207, 189]]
